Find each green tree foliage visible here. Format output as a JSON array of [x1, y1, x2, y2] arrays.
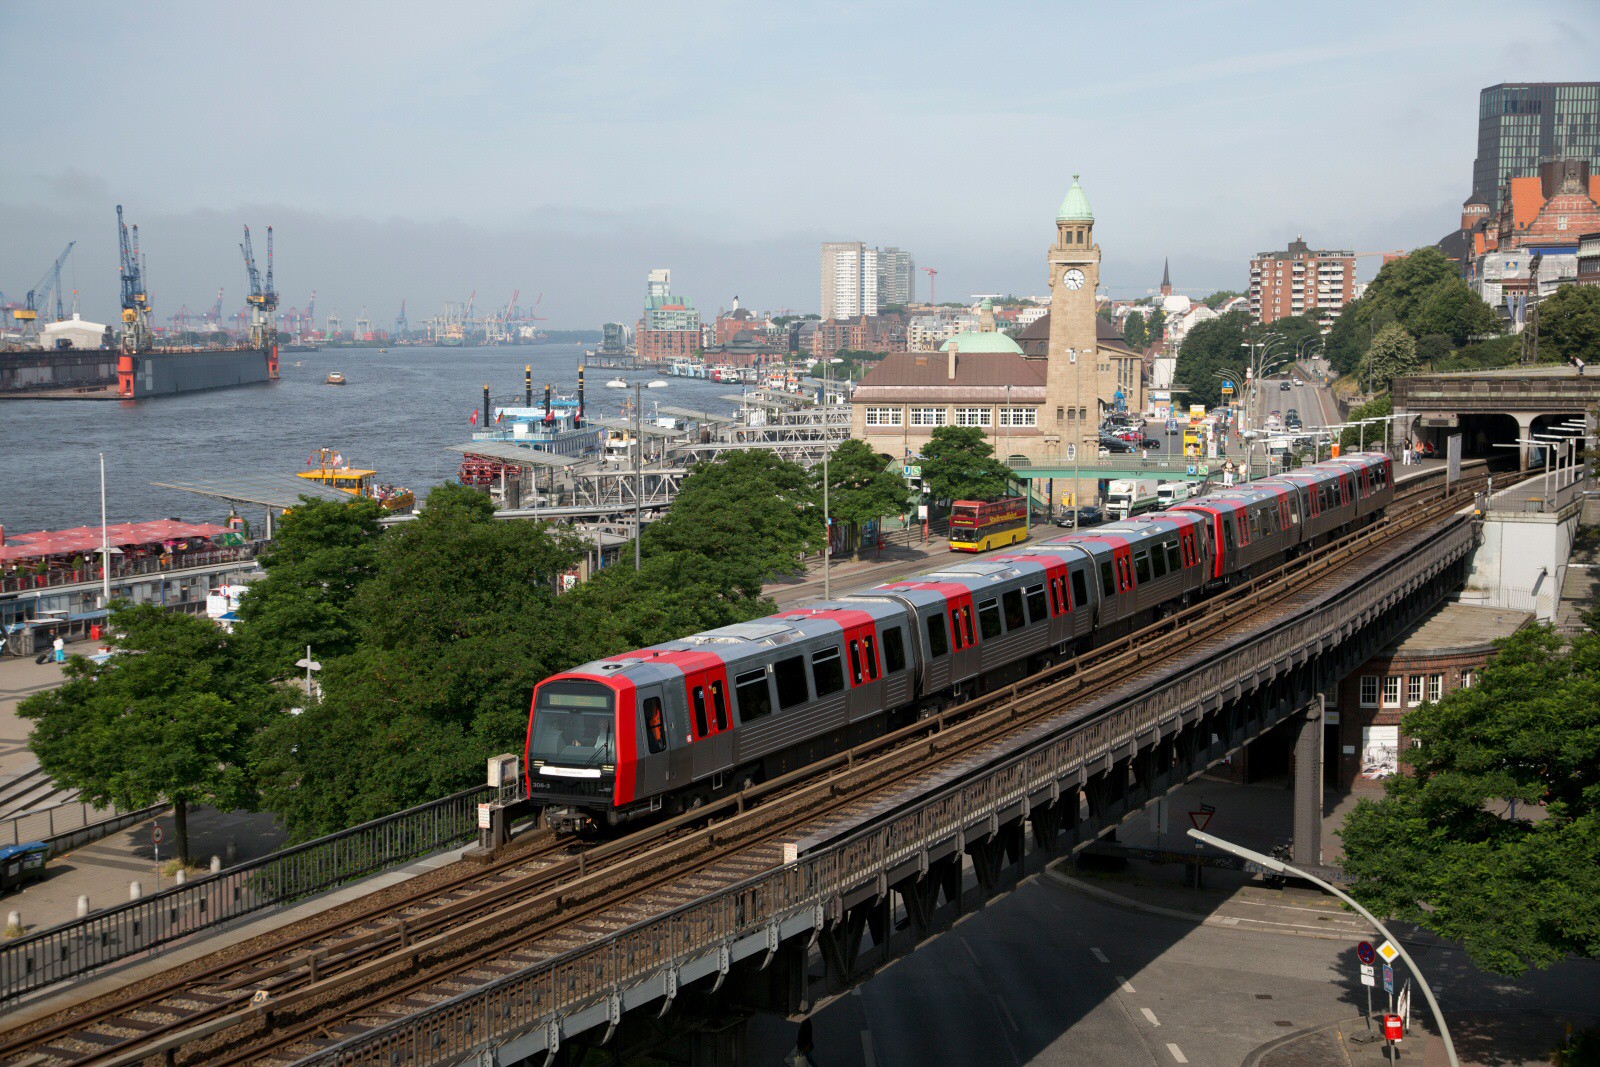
[[1254, 315, 1321, 362], [1340, 626, 1600, 976], [1359, 247, 1465, 331], [917, 426, 1011, 503], [1123, 311, 1147, 350], [233, 496, 384, 677], [1323, 297, 1368, 376], [644, 451, 821, 584], [1203, 290, 1242, 309], [1414, 333, 1454, 367], [1360, 324, 1419, 392], [1337, 394, 1393, 450], [1145, 307, 1167, 346], [564, 552, 775, 655], [1413, 282, 1501, 347], [1539, 284, 1600, 365], [21, 605, 286, 861], [819, 439, 912, 558], [1174, 310, 1251, 409]]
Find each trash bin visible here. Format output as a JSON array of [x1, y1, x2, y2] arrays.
[[90, 624, 102, 641]]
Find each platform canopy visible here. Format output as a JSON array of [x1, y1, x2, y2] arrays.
[[0, 519, 231, 562], [151, 473, 355, 511], [657, 405, 738, 425], [446, 442, 584, 467], [581, 415, 688, 439]]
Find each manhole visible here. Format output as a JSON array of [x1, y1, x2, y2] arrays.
[[1255, 994, 1274, 1000], [1275, 1020, 1294, 1028]]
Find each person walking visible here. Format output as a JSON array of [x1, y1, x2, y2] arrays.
[[52, 635, 65, 664], [787, 1018, 818, 1067]]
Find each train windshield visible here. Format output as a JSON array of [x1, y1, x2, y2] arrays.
[[530, 681, 615, 766]]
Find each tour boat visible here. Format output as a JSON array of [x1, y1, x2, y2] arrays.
[[325, 372, 347, 385], [296, 448, 415, 512]]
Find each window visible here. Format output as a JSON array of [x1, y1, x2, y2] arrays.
[[1133, 550, 1152, 585], [710, 679, 729, 730], [883, 627, 906, 673], [735, 669, 772, 723], [925, 613, 948, 657], [1407, 676, 1423, 706], [849, 641, 864, 685], [692, 686, 709, 737], [910, 407, 947, 427], [1428, 674, 1443, 702], [1025, 584, 1049, 623], [811, 648, 845, 697], [1165, 541, 1182, 573], [955, 407, 993, 428], [998, 407, 1038, 427], [865, 406, 903, 427], [643, 696, 667, 754], [1359, 676, 1379, 707], [1002, 589, 1026, 630], [1100, 560, 1116, 597], [1150, 543, 1168, 579], [961, 606, 974, 646], [774, 655, 809, 710], [949, 608, 965, 650], [977, 598, 1003, 640], [1382, 676, 1401, 707], [1071, 569, 1089, 608], [863, 634, 878, 679]]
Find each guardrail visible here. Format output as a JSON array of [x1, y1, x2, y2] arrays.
[[0, 797, 157, 848], [1486, 472, 1589, 514], [0, 543, 271, 595], [298, 514, 1476, 1067], [0, 784, 493, 1004]]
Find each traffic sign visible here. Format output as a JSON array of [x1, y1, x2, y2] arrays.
[[1356, 941, 1376, 965], [152, 825, 164, 845], [1188, 803, 1216, 831], [1376, 940, 1400, 964], [1359, 964, 1375, 977], [1383, 963, 1394, 994], [1360, 969, 1376, 987]]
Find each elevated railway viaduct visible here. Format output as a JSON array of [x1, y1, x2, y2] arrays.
[[1393, 365, 1598, 467], [287, 490, 1477, 1067]]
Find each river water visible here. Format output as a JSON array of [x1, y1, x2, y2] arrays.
[[0, 345, 740, 533]]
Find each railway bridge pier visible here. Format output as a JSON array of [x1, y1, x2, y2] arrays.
[[295, 506, 1476, 1067]]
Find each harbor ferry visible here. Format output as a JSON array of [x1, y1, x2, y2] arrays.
[[297, 448, 415, 512]]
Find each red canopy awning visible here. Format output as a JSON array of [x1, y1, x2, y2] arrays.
[[0, 520, 229, 563]]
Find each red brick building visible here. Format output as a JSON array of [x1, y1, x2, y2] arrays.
[[636, 328, 700, 361], [1248, 237, 1356, 329], [811, 313, 908, 358], [714, 299, 768, 346]]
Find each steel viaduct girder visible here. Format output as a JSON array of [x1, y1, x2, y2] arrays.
[[298, 518, 1475, 1067]]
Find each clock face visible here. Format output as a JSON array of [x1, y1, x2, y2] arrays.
[[1061, 268, 1086, 291]]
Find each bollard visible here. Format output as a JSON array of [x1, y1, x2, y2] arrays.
[[175, 869, 186, 885], [210, 855, 222, 874], [77, 895, 89, 918], [6, 911, 19, 931], [225, 841, 238, 865], [130, 881, 142, 900]]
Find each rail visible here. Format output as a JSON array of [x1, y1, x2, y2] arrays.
[[0, 796, 161, 849], [0, 542, 271, 595], [296, 503, 1477, 1067], [1485, 470, 1590, 514], [0, 784, 492, 1004]]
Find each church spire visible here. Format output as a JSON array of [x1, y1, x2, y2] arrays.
[[1160, 257, 1172, 297]]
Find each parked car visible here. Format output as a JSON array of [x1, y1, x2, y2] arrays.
[[1055, 505, 1104, 528], [1099, 434, 1138, 453]]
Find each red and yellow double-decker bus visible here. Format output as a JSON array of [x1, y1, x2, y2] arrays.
[[949, 497, 1030, 552]]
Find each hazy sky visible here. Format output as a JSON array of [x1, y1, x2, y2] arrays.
[[2, 1, 1595, 329]]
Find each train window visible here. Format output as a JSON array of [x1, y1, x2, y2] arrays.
[[710, 680, 729, 731], [774, 655, 809, 710], [962, 606, 975, 646], [735, 670, 772, 723], [1120, 557, 1134, 591], [1150, 544, 1168, 579], [692, 686, 709, 738], [1223, 520, 1235, 550], [1133, 550, 1153, 584], [1026, 584, 1049, 623], [1002, 589, 1026, 630], [644, 697, 667, 754], [848, 641, 864, 685], [1100, 560, 1116, 596], [949, 609, 965, 650], [1165, 541, 1182, 573], [863, 634, 879, 679], [884, 627, 907, 673], [811, 648, 845, 697], [925, 613, 949, 656], [978, 598, 1003, 640], [1071, 569, 1089, 607]]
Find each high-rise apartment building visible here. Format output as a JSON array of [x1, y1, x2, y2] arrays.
[[1473, 83, 1600, 213], [876, 247, 916, 308], [1248, 237, 1355, 329], [820, 242, 879, 320]]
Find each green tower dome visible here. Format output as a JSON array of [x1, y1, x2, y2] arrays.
[[1057, 174, 1094, 222]]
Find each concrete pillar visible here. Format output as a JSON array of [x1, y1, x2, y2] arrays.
[[210, 855, 222, 873], [129, 881, 141, 900], [6, 911, 20, 932], [76, 895, 90, 918], [175, 869, 186, 885], [1515, 412, 1536, 471], [1292, 697, 1324, 868]]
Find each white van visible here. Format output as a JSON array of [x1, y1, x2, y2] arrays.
[[1156, 481, 1192, 507]]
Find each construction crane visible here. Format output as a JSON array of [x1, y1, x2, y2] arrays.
[[116, 205, 153, 353], [395, 299, 408, 339], [12, 242, 77, 341], [239, 225, 280, 349], [206, 287, 225, 326], [921, 266, 939, 305]]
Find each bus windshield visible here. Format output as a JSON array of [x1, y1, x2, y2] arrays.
[[530, 681, 615, 766]]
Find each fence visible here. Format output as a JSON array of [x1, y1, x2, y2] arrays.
[[0, 797, 160, 849], [0, 784, 493, 1004], [1486, 471, 1589, 515], [0, 543, 271, 595]]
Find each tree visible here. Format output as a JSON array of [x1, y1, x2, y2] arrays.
[[1413, 280, 1500, 347], [1145, 307, 1167, 347], [233, 495, 384, 678], [1538, 284, 1600, 365], [1123, 310, 1147, 350], [819, 440, 912, 558], [1414, 333, 1454, 367], [1359, 247, 1464, 334], [1337, 393, 1393, 451], [1252, 315, 1320, 363], [1324, 297, 1368, 376], [644, 451, 821, 583], [1340, 626, 1600, 976], [917, 426, 1012, 503], [1360, 323, 1419, 392], [1174, 310, 1251, 409], [1203, 290, 1242, 309], [21, 605, 285, 862]]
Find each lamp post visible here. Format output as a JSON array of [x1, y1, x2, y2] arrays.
[[822, 357, 843, 599], [98, 452, 111, 608], [1188, 828, 1459, 1067]]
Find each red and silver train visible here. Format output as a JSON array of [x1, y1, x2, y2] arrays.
[[525, 453, 1393, 831]]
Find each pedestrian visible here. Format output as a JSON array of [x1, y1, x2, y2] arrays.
[[1574, 356, 1586, 377], [787, 1018, 818, 1067], [52, 635, 65, 664]]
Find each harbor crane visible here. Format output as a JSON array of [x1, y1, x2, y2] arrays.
[[239, 225, 280, 349], [395, 299, 408, 339], [206, 287, 225, 326], [116, 205, 153, 353], [11, 241, 77, 341]]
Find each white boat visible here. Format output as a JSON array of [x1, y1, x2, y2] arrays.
[[646, 379, 668, 388], [605, 378, 628, 389]]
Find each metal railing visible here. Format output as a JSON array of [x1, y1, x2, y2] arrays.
[[1484, 471, 1589, 515], [0, 543, 270, 595], [298, 515, 1476, 1067], [0, 784, 493, 1004], [0, 797, 154, 848]]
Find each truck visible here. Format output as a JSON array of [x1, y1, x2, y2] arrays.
[[1104, 479, 1162, 521], [1156, 481, 1193, 507]]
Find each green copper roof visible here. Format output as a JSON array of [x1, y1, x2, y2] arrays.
[[1057, 174, 1093, 222], [980, 297, 994, 310], [939, 330, 1023, 354]]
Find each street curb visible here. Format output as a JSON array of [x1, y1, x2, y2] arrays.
[[1044, 867, 1375, 943], [1240, 1015, 1363, 1067]]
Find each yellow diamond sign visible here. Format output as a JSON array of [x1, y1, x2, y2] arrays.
[[1377, 940, 1400, 964]]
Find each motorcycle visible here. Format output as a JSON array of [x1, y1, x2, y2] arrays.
[[1263, 841, 1294, 888]]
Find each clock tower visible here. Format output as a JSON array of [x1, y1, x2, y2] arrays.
[[1044, 175, 1102, 464]]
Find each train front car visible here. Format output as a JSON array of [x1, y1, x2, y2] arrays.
[[525, 663, 661, 833]]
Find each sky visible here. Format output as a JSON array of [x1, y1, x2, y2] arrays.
[[1, 1, 1595, 330]]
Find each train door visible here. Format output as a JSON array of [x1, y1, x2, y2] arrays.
[[685, 667, 735, 784], [844, 620, 886, 724], [661, 683, 692, 785], [944, 590, 982, 687]]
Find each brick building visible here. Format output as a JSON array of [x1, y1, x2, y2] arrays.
[[1327, 603, 1530, 791], [713, 297, 767, 346], [811, 313, 907, 358], [1467, 159, 1600, 319], [1248, 237, 1355, 329], [635, 268, 702, 362]]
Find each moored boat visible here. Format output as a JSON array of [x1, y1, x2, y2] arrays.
[[297, 448, 414, 512]]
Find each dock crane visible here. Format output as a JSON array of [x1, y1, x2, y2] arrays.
[[11, 242, 77, 341], [239, 225, 280, 350], [206, 287, 225, 327], [116, 205, 153, 353], [395, 299, 408, 339]]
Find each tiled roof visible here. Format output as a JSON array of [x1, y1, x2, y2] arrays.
[[854, 350, 1045, 390]]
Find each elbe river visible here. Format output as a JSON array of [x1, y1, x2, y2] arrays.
[[0, 344, 740, 534]]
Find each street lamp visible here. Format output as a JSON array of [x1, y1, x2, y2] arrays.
[[821, 357, 844, 599], [294, 645, 322, 703], [1188, 828, 1460, 1067]]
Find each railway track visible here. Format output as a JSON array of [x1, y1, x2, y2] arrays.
[[0, 462, 1505, 1067]]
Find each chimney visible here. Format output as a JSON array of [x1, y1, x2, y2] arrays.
[[947, 344, 958, 381]]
